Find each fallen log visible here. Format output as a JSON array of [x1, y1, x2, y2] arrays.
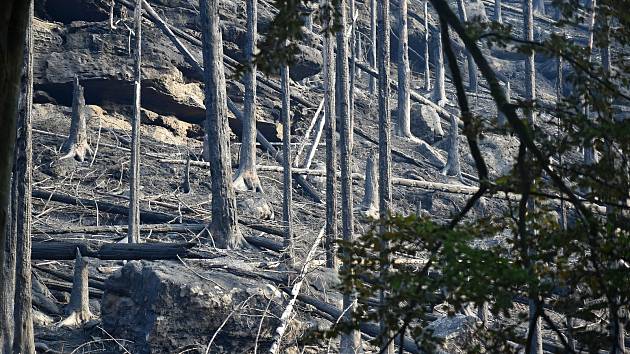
[[41, 278, 104, 299], [30, 241, 216, 260]]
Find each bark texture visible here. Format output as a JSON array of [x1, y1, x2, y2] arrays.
[[322, 0, 338, 269], [60, 76, 91, 162], [200, 0, 244, 249], [12, 4, 35, 352], [336, 0, 361, 351], [58, 249, 93, 327], [281, 63, 294, 266], [128, 0, 142, 244], [233, 0, 262, 193], [369, 0, 377, 94]]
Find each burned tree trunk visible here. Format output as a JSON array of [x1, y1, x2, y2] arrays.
[[233, 0, 262, 193], [533, 0, 545, 14], [200, 0, 244, 249], [424, 0, 431, 91], [281, 62, 294, 266], [396, 0, 412, 139], [369, 0, 377, 94], [583, 0, 597, 167], [498, 80, 510, 127], [442, 114, 461, 179], [1, 176, 16, 352], [12, 3, 35, 352], [456, 0, 478, 93], [60, 76, 91, 162], [58, 249, 93, 327], [360, 153, 379, 219], [432, 26, 447, 107], [0, 6, 30, 349], [336, 0, 361, 351], [128, 0, 142, 244], [378, 0, 394, 352], [322, 0, 338, 269]]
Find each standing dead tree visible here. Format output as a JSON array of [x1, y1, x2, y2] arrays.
[[442, 113, 461, 179], [378, 0, 394, 352], [432, 26, 448, 107], [322, 0, 338, 269], [456, 0, 478, 93], [60, 76, 92, 162], [128, 0, 142, 244], [424, 0, 431, 91], [495, 0, 502, 23], [369, 0, 377, 93], [233, 0, 262, 193], [12, 3, 35, 352], [281, 61, 294, 266], [58, 249, 93, 327], [360, 153, 379, 219], [200, 0, 244, 249], [336, 0, 361, 351], [396, 0, 413, 140]]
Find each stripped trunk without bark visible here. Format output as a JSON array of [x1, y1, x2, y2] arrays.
[[369, 0, 377, 93], [378, 0, 394, 352], [442, 113, 461, 178], [361, 153, 379, 219], [12, 4, 35, 352], [495, 0, 502, 23], [424, 0, 431, 91], [432, 26, 447, 107], [200, 0, 244, 249], [281, 63, 294, 266], [128, 0, 142, 244], [456, 0, 478, 92], [60, 76, 91, 162], [336, 0, 360, 351], [322, 0, 338, 269], [233, 0, 262, 192], [583, 0, 597, 166], [396, 0, 412, 138], [533, 0, 545, 14]]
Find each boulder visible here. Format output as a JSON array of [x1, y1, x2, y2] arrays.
[[427, 314, 479, 353], [102, 261, 296, 353]]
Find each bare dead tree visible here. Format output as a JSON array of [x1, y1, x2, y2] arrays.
[[200, 0, 244, 249], [0, 4, 31, 349], [583, 0, 597, 166], [336, 0, 361, 351], [424, 0, 431, 91], [60, 76, 92, 162], [349, 0, 356, 143], [281, 62, 294, 267], [498, 80, 510, 127], [128, 0, 142, 244], [378, 0, 394, 352], [456, 0, 478, 93], [533, 0, 545, 14], [495, 0, 502, 23], [361, 153, 379, 219], [109, 0, 117, 29], [432, 26, 447, 107], [182, 154, 191, 193], [233, 0, 262, 193], [58, 249, 93, 327], [396, 0, 413, 139], [12, 4, 35, 352], [369, 0, 377, 93], [1, 174, 16, 352], [442, 113, 461, 179], [321, 0, 338, 269]]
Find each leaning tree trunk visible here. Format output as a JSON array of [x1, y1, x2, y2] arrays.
[[200, 0, 244, 249], [233, 0, 262, 193], [432, 26, 447, 107], [12, 4, 35, 353], [0, 6, 30, 349], [369, 0, 377, 94], [456, 0, 478, 93], [523, 0, 542, 352], [281, 62, 294, 267], [58, 249, 93, 327], [128, 0, 142, 244], [424, 0, 431, 91], [336, 0, 360, 352], [378, 0, 394, 352], [495, 0, 502, 23], [60, 76, 91, 162], [322, 0, 338, 269], [396, 0, 412, 138]]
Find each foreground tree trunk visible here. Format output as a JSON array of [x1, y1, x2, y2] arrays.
[[60, 76, 91, 162], [1, 177, 16, 352], [128, 0, 142, 244], [583, 0, 597, 166], [0, 4, 31, 349], [322, 0, 338, 269], [432, 26, 447, 107], [12, 4, 35, 352], [396, 0, 412, 138], [336, 0, 361, 351], [200, 0, 244, 249], [281, 62, 294, 267], [233, 0, 262, 192], [378, 0, 394, 352]]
